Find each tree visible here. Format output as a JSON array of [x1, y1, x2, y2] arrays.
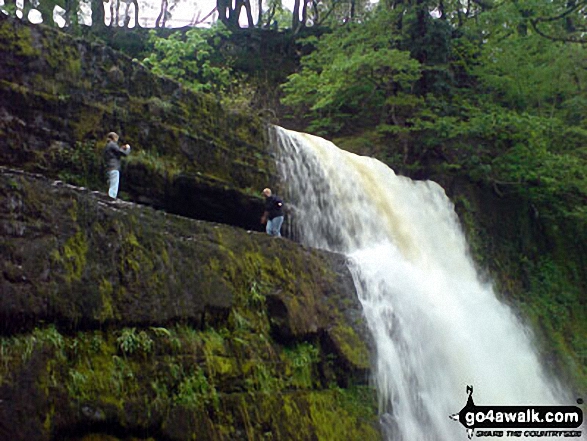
[[456, 0, 587, 121], [217, 0, 255, 29], [281, 10, 422, 134], [91, 0, 106, 28], [517, 0, 587, 43], [142, 26, 237, 97]]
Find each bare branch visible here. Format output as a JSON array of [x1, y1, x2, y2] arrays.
[[532, 1, 587, 24], [530, 19, 587, 43]]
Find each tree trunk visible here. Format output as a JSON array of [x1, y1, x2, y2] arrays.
[[217, 0, 228, 25], [243, 0, 255, 27], [115, 0, 121, 26], [122, 0, 140, 27], [301, 0, 307, 25], [91, 0, 105, 28], [109, 0, 115, 26], [292, 0, 301, 30], [155, 0, 168, 27], [133, 0, 139, 27], [22, 0, 34, 22], [257, 0, 263, 26], [38, 0, 56, 26], [438, 0, 446, 20], [217, 0, 241, 29], [65, 0, 80, 28]]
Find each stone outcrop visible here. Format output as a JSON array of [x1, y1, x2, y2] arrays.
[[0, 166, 378, 440], [0, 14, 273, 231]]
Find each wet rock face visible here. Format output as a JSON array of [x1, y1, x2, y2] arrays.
[[0, 168, 379, 441], [0, 15, 275, 231], [0, 168, 231, 332], [124, 164, 266, 231], [0, 168, 357, 334]]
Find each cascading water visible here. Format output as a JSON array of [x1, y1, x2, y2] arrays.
[[271, 126, 581, 441]]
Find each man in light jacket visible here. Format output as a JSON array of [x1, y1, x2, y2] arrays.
[[103, 132, 130, 199]]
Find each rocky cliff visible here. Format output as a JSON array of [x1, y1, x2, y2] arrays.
[[0, 14, 272, 230], [0, 167, 378, 440], [0, 16, 381, 441]]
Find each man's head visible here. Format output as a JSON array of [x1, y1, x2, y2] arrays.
[[262, 188, 272, 197], [107, 132, 120, 142]]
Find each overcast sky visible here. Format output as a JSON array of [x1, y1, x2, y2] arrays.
[[4, 0, 293, 28]]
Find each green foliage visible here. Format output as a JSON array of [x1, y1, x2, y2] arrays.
[[175, 366, 219, 409], [116, 328, 154, 356], [126, 149, 182, 178], [520, 256, 586, 390], [48, 141, 103, 189], [143, 26, 230, 96], [283, 342, 319, 389], [142, 26, 253, 111], [413, 101, 587, 224], [260, 0, 292, 29], [281, 11, 422, 134], [248, 280, 267, 306], [244, 362, 279, 393], [0, 2, 18, 16], [472, 33, 586, 117]]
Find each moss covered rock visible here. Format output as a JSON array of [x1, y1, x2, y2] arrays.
[[0, 167, 380, 440], [0, 15, 273, 231]]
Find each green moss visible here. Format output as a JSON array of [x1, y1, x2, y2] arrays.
[[72, 107, 105, 140], [328, 324, 371, 371], [453, 195, 486, 268], [455, 187, 586, 394], [0, 79, 61, 103], [174, 366, 219, 410], [308, 389, 380, 441], [66, 338, 139, 410], [76, 435, 153, 441], [0, 173, 378, 439], [0, 328, 62, 386], [0, 20, 40, 58], [98, 278, 115, 321], [51, 230, 89, 283], [201, 328, 234, 379], [118, 230, 169, 295], [2, 321, 380, 439], [126, 149, 183, 179]]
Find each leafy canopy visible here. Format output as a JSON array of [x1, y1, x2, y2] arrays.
[[279, 0, 586, 227], [281, 10, 422, 134], [143, 26, 235, 98]]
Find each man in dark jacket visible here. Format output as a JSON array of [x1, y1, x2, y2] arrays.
[[103, 132, 130, 199], [260, 188, 284, 237]]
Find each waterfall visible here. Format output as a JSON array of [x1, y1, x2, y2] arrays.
[[271, 126, 580, 441]]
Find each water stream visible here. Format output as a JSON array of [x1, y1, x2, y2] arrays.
[[271, 126, 580, 441]]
